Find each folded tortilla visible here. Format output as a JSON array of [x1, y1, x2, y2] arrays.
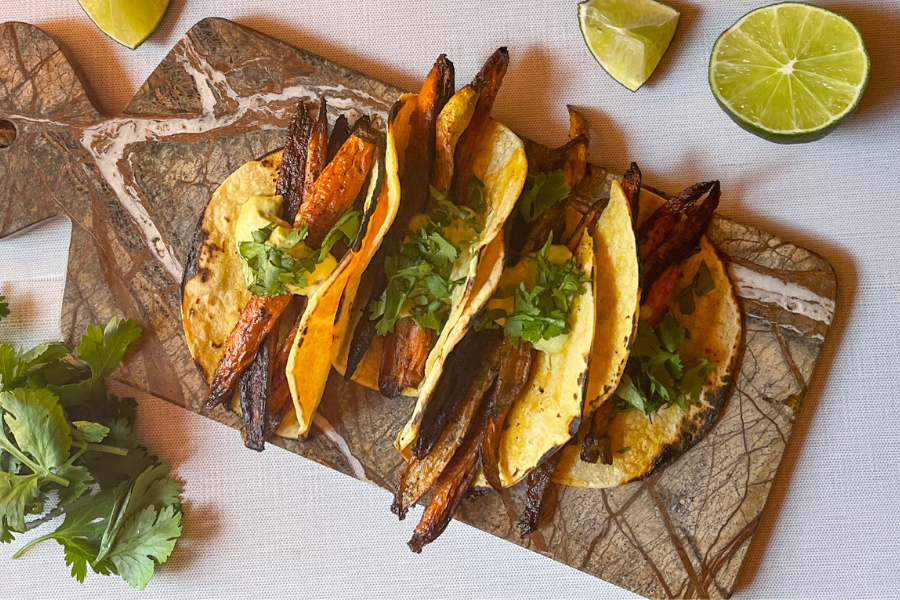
[[553, 189, 743, 488]]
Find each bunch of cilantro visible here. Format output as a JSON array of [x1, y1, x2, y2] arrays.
[[239, 209, 362, 296], [370, 184, 483, 335], [477, 235, 591, 347], [614, 313, 717, 416], [0, 317, 183, 590]]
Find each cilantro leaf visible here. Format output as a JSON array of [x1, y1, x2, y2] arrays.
[[251, 223, 276, 243], [614, 316, 717, 417], [427, 232, 458, 263], [658, 313, 686, 354], [676, 260, 716, 316], [107, 504, 182, 590], [20, 343, 72, 370], [72, 421, 110, 444], [26, 360, 89, 389], [677, 287, 696, 315], [694, 260, 715, 297], [81, 418, 155, 490], [54, 465, 93, 507], [614, 374, 646, 414], [120, 464, 182, 520], [240, 239, 306, 296], [0, 345, 21, 392], [371, 188, 480, 335], [682, 359, 717, 405], [94, 465, 182, 574], [319, 209, 363, 257], [0, 472, 41, 536], [518, 170, 570, 222], [468, 177, 486, 213], [281, 223, 308, 249], [37, 485, 120, 581], [76, 318, 142, 387], [429, 185, 483, 229], [0, 296, 8, 322], [240, 210, 361, 297], [0, 388, 71, 470], [0, 342, 73, 392]]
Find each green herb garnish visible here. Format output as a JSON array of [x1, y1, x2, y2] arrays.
[[614, 314, 716, 416], [617, 446, 631, 454], [476, 235, 591, 347], [468, 177, 486, 213], [676, 259, 715, 315], [239, 209, 362, 297], [0, 316, 183, 590], [518, 169, 570, 223], [370, 185, 482, 335]]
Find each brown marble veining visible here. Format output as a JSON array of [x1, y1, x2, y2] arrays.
[[0, 19, 837, 599]]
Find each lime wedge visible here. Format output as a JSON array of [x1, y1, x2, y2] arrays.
[[78, 0, 170, 50], [578, 0, 680, 92], [709, 3, 869, 143]]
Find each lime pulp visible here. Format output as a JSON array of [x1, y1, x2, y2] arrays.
[[709, 2, 870, 143], [578, 0, 680, 92]]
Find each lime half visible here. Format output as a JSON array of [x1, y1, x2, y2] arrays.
[[578, 0, 680, 92], [78, 0, 170, 50], [709, 3, 869, 143]]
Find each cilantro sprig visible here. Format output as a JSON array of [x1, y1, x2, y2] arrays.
[[477, 236, 591, 348], [614, 314, 717, 416], [239, 209, 362, 296], [0, 315, 184, 590], [370, 184, 483, 335], [518, 169, 570, 222]]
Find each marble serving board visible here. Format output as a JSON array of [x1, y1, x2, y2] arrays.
[[0, 19, 837, 599]]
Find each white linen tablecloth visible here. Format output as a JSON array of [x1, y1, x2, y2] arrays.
[[2, 1, 899, 598]]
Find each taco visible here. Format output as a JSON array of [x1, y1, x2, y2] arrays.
[[181, 98, 397, 446], [473, 168, 642, 537], [553, 186, 742, 488], [331, 50, 528, 457], [389, 107, 632, 551]]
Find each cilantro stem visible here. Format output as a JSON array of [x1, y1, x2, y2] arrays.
[[0, 424, 70, 487], [10, 533, 56, 559], [85, 443, 129, 456], [63, 442, 129, 469], [64, 446, 88, 466]]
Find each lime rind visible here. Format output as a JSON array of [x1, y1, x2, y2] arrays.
[[709, 2, 870, 144], [578, 0, 680, 92]]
